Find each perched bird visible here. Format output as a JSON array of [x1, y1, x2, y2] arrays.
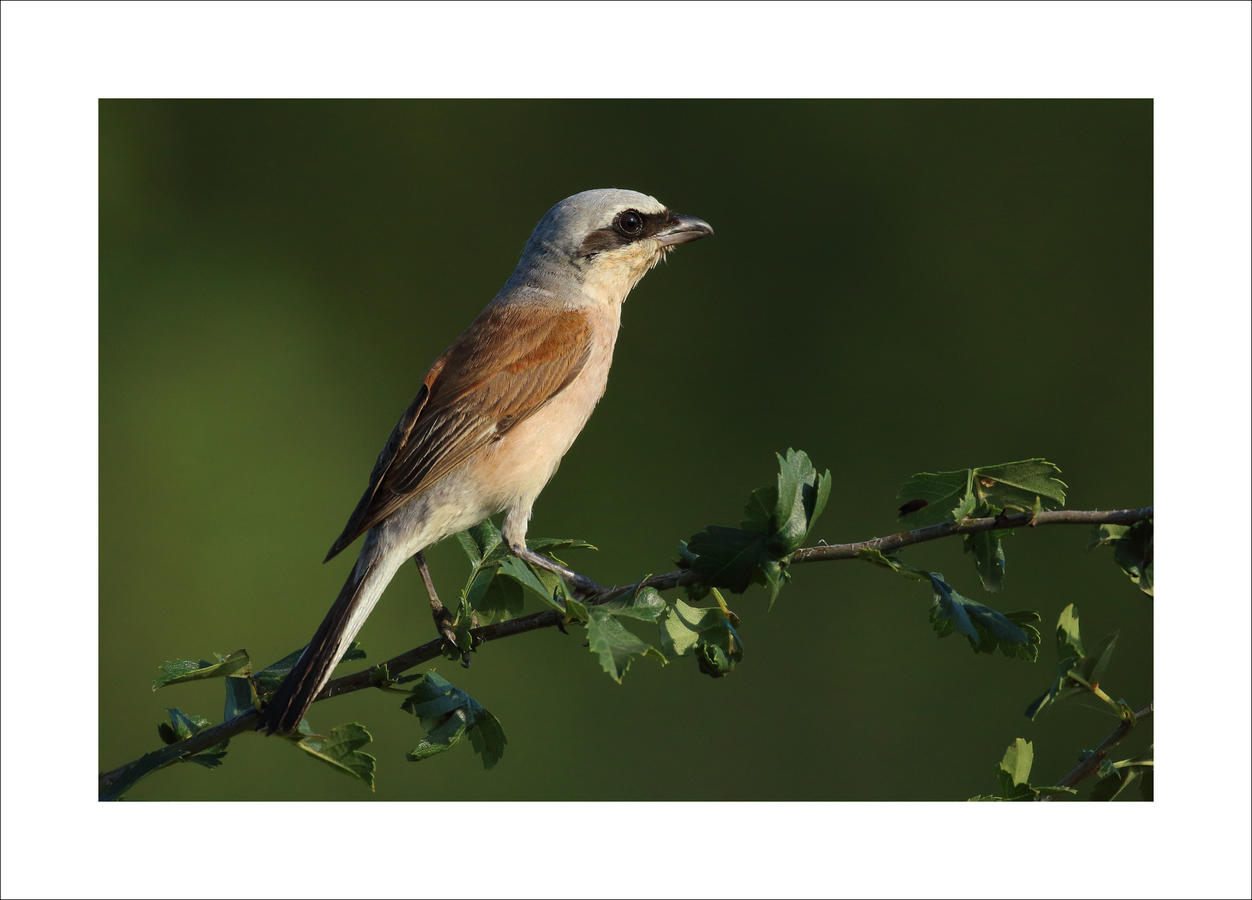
[[262, 188, 713, 733]]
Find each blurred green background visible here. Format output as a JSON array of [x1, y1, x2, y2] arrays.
[[99, 100, 1152, 801]]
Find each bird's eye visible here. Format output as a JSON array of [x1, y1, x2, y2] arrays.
[[616, 210, 644, 236]]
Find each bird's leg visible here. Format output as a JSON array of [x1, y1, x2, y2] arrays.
[[414, 551, 472, 666], [509, 545, 606, 600]]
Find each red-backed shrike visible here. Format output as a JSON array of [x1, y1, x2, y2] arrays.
[[262, 188, 712, 733]]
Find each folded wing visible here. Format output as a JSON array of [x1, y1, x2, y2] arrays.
[[324, 304, 594, 561]]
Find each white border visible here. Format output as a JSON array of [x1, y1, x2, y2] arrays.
[[3, 2, 1249, 899]]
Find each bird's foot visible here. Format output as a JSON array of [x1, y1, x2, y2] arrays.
[[510, 546, 606, 600]]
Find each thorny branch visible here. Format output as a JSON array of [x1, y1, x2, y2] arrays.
[[99, 505, 1152, 799]]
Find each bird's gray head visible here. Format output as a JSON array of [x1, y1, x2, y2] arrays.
[[504, 188, 713, 305]]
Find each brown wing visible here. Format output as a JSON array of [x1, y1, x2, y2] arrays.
[[324, 304, 595, 561]]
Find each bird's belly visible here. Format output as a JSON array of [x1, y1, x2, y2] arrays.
[[479, 346, 613, 509]]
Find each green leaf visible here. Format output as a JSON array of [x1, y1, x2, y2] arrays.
[[897, 468, 975, 528], [657, 597, 743, 678], [963, 530, 1008, 592], [456, 521, 597, 622], [156, 708, 229, 769], [969, 459, 1067, 514], [496, 555, 560, 606], [969, 738, 1077, 801], [999, 737, 1034, 788], [526, 536, 598, 554], [464, 566, 526, 621], [1055, 602, 1085, 658], [223, 676, 256, 720], [401, 672, 507, 769], [681, 449, 830, 605], [293, 723, 376, 790], [860, 549, 1039, 660], [564, 593, 590, 622], [466, 709, 508, 769], [584, 590, 668, 682], [102, 708, 233, 799], [157, 707, 212, 744], [152, 649, 250, 690], [683, 525, 773, 594], [928, 573, 1041, 661], [587, 610, 665, 682], [898, 459, 1066, 528], [602, 585, 668, 623], [456, 520, 505, 566], [1090, 520, 1153, 596], [1025, 604, 1120, 720], [772, 448, 832, 551]]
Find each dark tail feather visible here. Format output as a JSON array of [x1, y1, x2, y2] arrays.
[[261, 549, 384, 734]]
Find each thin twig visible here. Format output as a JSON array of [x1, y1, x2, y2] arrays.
[[790, 506, 1153, 564], [1040, 702, 1155, 800], [99, 505, 1152, 798]]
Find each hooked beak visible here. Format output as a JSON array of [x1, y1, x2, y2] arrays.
[[655, 213, 714, 247]]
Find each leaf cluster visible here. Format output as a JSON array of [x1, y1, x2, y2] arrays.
[[858, 548, 1041, 661], [107, 448, 1150, 801], [898, 459, 1067, 592], [401, 672, 506, 769], [1025, 603, 1119, 719], [679, 448, 831, 605]]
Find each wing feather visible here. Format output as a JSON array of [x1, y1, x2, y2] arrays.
[[324, 305, 594, 561]]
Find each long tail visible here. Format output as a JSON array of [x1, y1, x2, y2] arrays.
[[261, 538, 400, 734]]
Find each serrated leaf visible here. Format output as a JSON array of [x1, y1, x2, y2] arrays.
[[928, 573, 1040, 661], [657, 597, 743, 678], [897, 468, 975, 527], [682, 450, 829, 605], [586, 609, 665, 682], [457, 527, 597, 622], [401, 672, 506, 769], [1096, 519, 1153, 596], [526, 537, 597, 554], [900, 459, 1066, 528], [152, 649, 250, 690], [969, 459, 1067, 513], [963, 530, 1008, 592], [466, 709, 507, 769], [294, 723, 375, 790], [772, 448, 831, 551]]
